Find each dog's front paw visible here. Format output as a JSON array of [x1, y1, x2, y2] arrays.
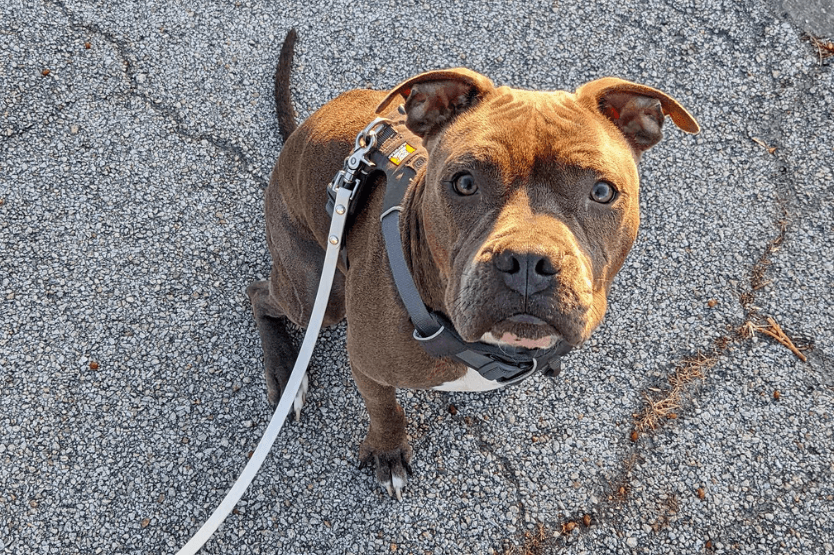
[[359, 443, 413, 500]]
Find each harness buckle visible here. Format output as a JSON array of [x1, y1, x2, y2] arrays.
[[477, 357, 539, 385]]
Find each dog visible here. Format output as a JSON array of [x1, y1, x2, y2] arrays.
[[247, 29, 699, 499]]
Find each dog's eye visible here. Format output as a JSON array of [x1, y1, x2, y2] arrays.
[[452, 173, 478, 196], [590, 181, 616, 204]]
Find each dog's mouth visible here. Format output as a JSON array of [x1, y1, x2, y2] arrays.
[[480, 314, 562, 350]]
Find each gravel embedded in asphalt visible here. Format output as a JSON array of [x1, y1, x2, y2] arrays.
[[1, 0, 832, 554]]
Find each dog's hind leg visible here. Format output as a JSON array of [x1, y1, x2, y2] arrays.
[[246, 279, 301, 407], [247, 247, 346, 414]]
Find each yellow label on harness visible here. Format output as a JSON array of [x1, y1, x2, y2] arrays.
[[388, 142, 415, 165]]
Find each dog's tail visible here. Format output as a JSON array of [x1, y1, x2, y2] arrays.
[[274, 28, 298, 142]]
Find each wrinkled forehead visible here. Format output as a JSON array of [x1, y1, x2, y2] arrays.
[[438, 86, 636, 182]]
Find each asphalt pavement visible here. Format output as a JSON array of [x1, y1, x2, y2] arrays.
[[1, 0, 832, 554]]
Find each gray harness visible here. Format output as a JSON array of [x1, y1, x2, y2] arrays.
[[327, 115, 572, 386]]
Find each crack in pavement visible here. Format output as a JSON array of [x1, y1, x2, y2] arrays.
[[471, 425, 530, 553], [576, 199, 809, 535], [0, 97, 80, 146], [45, 0, 268, 188]]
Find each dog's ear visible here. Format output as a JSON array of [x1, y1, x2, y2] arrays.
[[376, 68, 495, 139], [576, 77, 699, 160]]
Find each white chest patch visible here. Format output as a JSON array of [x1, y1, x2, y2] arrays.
[[432, 368, 507, 392]]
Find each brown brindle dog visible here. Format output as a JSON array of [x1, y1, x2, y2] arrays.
[[247, 30, 699, 499]]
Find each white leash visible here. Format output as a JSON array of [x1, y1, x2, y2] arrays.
[[175, 185, 353, 555]]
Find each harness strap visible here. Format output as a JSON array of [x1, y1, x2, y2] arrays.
[[380, 206, 442, 336], [373, 140, 439, 337]]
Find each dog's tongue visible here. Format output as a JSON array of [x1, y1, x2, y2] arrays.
[[498, 332, 553, 349]]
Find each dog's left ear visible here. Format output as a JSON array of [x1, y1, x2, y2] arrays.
[[376, 68, 495, 140], [576, 77, 700, 160]]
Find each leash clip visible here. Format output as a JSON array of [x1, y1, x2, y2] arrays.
[[326, 117, 391, 216]]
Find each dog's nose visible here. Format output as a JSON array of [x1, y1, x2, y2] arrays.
[[493, 250, 557, 296]]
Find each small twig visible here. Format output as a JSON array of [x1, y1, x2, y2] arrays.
[[808, 35, 834, 63], [751, 136, 777, 154], [751, 278, 772, 291], [753, 317, 807, 362]]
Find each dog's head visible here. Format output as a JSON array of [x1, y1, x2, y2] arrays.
[[377, 69, 698, 350]]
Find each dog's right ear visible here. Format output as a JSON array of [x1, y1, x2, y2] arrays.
[[376, 68, 495, 140]]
